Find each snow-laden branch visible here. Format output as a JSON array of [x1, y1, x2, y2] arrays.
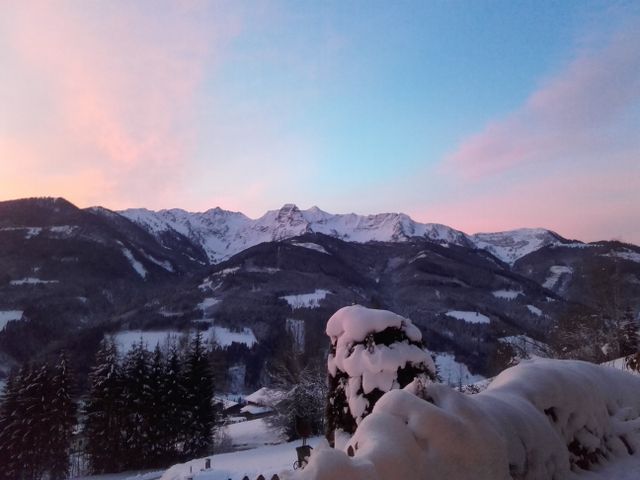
[[294, 358, 640, 480]]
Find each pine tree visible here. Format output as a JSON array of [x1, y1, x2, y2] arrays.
[[181, 332, 215, 458], [48, 352, 77, 480], [85, 338, 124, 473], [121, 338, 152, 469], [0, 368, 21, 480], [147, 343, 166, 466], [326, 306, 436, 443], [16, 363, 52, 480], [163, 344, 185, 461]]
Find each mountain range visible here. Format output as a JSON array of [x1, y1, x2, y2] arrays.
[[119, 203, 572, 265], [1, 197, 639, 390]]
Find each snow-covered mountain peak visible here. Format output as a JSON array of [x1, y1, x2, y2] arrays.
[[119, 205, 570, 265], [471, 228, 569, 265]]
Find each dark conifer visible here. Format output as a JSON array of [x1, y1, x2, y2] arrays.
[[0, 368, 22, 480], [163, 344, 185, 461], [121, 337, 152, 469], [181, 332, 215, 458], [48, 352, 77, 480], [85, 338, 124, 473], [147, 343, 166, 466]]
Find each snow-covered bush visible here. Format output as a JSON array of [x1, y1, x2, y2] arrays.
[[295, 358, 640, 480], [326, 305, 435, 441]]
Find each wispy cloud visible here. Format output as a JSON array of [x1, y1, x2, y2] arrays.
[[433, 17, 640, 243], [444, 19, 640, 178], [0, 1, 240, 207]]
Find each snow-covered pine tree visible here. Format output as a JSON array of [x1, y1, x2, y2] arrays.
[[121, 337, 152, 469], [0, 368, 22, 480], [163, 344, 186, 461], [85, 338, 124, 473], [326, 305, 436, 444], [146, 343, 166, 466], [17, 363, 52, 480], [181, 332, 215, 458], [48, 352, 77, 480]]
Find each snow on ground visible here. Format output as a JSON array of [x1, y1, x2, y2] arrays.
[[198, 297, 219, 312], [499, 335, 549, 358], [281, 290, 330, 310], [286, 318, 305, 352], [471, 228, 560, 265], [245, 387, 287, 407], [225, 418, 286, 450], [434, 353, 485, 386], [527, 304, 543, 316], [48, 225, 78, 236], [120, 246, 148, 279], [492, 289, 523, 300], [445, 310, 490, 324], [293, 358, 640, 480], [74, 470, 164, 480], [10, 278, 59, 285], [112, 330, 179, 352], [0, 310, 23, 329], [290, 242, 330, 255], [602, 249, 640, 263], [0, 226, 42, 238], [543, 265, 573, 289], [206, 326, 257, 348], [142, 251, 175, 272], [160, 436, 323, 480]]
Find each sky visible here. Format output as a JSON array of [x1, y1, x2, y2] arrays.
[[1, 1, 639, 243]]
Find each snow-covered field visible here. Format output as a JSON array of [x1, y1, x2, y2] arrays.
[[0, 310, 23, 330], [225, 418, 284, 449], [602, 249, 640, 263], [445, 310, 490, 324], [113, 330, 180, 351], [543, 265, 573, 289], [290, 242, 330, 255], [434, 352, 485, 386], [281, 290, 330, 310], [526, 304, 543, 316], [492, 289, 522, 300], [10, 278, 59, 285], [112, 326, 257, 352], [207, 326, 257, 348], [120, 246, 148, 279]]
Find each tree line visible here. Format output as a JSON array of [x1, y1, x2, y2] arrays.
[[0, 332, 216, 478]]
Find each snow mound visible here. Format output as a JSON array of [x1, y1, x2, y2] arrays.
[[326, 306, 435, 430], [295, 359, 640, 480]]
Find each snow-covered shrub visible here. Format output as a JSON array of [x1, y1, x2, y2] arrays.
[[294, 358, 640, 480], [326, 305, 435, 441]]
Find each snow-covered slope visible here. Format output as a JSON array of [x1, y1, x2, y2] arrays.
[[471, 228, 570, 265], [122, 204, 567, 264]]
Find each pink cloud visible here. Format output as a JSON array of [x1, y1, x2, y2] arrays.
[[0, 2, 240, 208], [412, 151, 640, 243], [444, 20, 640, 179]]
